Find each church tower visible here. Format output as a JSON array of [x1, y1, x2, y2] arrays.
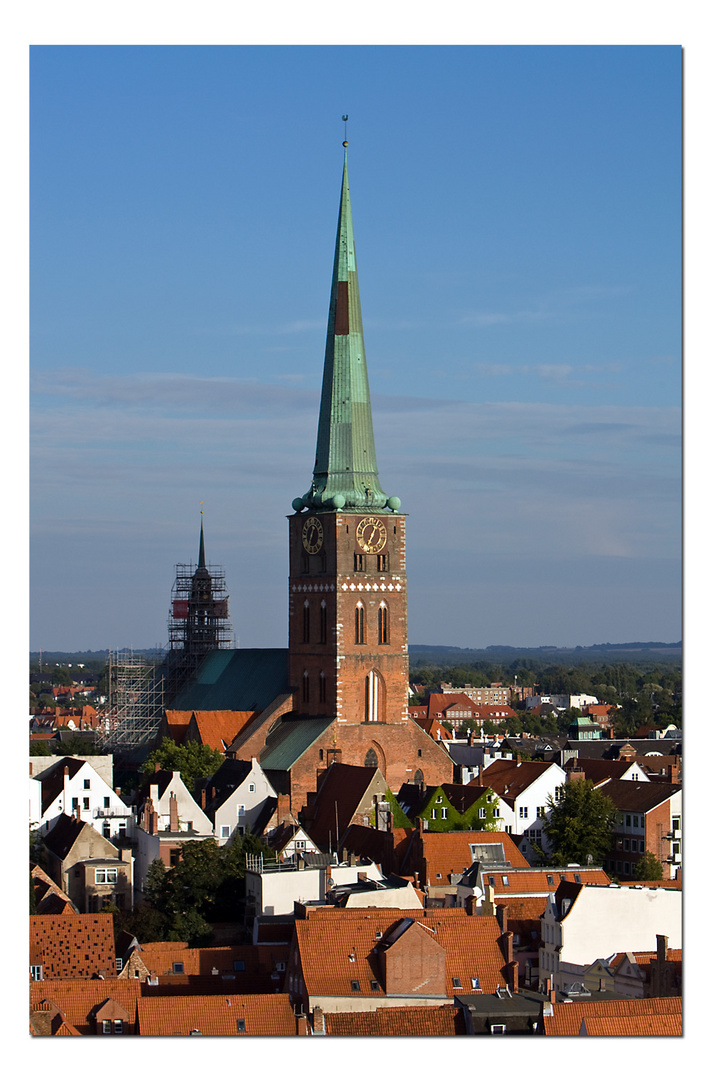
[[289, 142, 408, 730]]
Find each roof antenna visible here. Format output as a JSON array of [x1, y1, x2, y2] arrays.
[[342, 114, 349, 148]]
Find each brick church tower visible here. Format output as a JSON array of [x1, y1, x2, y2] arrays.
[[229, 139, 453, 811], [289, 141, 407, 731]]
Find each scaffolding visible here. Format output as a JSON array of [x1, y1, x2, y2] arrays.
[[97, 649, 166, 755], [164, 560, 232, 701]]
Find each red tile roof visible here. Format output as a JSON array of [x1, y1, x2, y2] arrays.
[[324, 1004, 466, 1036], [483, 868, 610, 896], [136, 993, 299, 1036], [580, 1013, 682, 1036], [29, 979, 141, 1035], [293, 908, 509, 1000], [406, 829, 529, 885], [480, 758, 558, 800], [191, 711, 258, 751], [543, 995, 682, 1036]]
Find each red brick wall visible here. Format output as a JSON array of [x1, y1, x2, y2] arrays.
[[288, 511, 409, 726], [379, 921, 447, 995], [284, 719, 454, 820]]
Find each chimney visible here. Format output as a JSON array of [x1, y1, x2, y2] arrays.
[[154, 762, 161, 774], [277, 792, 291, 822], [169, 792, 179, 833], [504, 929, 514, 964], [508, 958, 519, 994], [201, 788, 207, 810], [656, 934, 669, 963], [482, 882, 495, 917], [498, 904, 509, 935], [115, 787, 121, 797], [312, 1006, 325, 1035]]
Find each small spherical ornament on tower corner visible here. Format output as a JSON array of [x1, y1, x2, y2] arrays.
[[302, 515, 324, 554], [356, 516, 387, 554]]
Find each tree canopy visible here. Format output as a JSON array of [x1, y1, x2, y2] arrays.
[[543, 779, 617, 866], [631, 849, 664, 881], [140, 738, 224, 793], [118, 834, 274, 946]]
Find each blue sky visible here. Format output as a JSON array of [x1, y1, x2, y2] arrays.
[[29, 44, 681, 651]]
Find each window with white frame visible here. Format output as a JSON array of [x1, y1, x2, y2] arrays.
[[536, 806, 546, 818], [221, 825, 231, 838], [95, 868, 118, 884], [519, 806, 528, 819], [30, 965, 43, 980]]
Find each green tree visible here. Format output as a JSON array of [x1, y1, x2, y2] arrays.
[[141, 738, 224, 793], [632, 850, 664, 881], [543, 779, 617, 865]]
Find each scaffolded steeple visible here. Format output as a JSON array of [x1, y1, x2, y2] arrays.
[[293, 142, 401, 514]]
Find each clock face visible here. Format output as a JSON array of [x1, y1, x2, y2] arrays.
[[356, 516, 387, 554], [302, 516, 324, 554]]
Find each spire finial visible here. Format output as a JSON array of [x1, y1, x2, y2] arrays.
[[341, 114, 349, 148], [198, 505, 206, 568]]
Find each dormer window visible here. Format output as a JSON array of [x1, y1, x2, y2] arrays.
[[452, 977, 462, 989]]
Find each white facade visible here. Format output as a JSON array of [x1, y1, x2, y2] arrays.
[[145, 771, 213, 835], [480, 759, 567, 858], [539, 884, 682, 993], [31, 757, 135, 845], [246, 860, 384, 917], [525, 694, 599, 710], [212, 759, 277, 845]]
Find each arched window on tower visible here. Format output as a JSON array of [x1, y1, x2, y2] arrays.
[[302, 670, 310, 704], [378, 602, 389, 644], [364, 748, 378, 768], [414, 768, 424, 786], [303, 601, 310, 644], [320, 600, 327, 643], [365, 670, 383, 723], [319, 671, 326, 703], [355, 602, 365, 645]]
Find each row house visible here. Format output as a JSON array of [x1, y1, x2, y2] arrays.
[[596, 779, 682, 880], [285, 906, 514, 1015], [198, 757, 278, 845], [538, 881, 682, 995], [478, 757, 568, 860], [30, 756, 134, 846]]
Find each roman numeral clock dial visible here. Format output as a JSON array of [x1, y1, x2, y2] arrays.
[[356, 516, 387, 554], [301, 516, 324, 554]]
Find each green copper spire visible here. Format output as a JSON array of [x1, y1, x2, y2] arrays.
[[293, 142, 400, 514]]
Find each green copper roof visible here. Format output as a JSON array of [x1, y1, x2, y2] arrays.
[[294, 147, 400, 514]]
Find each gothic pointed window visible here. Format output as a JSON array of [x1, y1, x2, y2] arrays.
[[414, 769, 424, 785], [303, 601, 310, 644], [355, 603, 365, 645], [378, 602, 389, 644], [302, 670, 310, 704], [319, 671, 327, 704], [365, 670, 383, 723], [320, 600, 327, 643], [364, 748, 378, 768]]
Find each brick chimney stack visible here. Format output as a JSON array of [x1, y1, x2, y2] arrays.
[[169, 792, 179, 833]]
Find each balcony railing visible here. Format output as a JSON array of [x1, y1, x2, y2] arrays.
[[94, 807, 131, 818]]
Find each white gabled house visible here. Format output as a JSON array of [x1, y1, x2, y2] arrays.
[[478, 756, 567, 860], [539, 881, 682, 994], [199, 758, 278, 844], [135, 768, 213, 836], [30, 756, 134, 844]]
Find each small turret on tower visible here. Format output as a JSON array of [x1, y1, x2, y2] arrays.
[[168, 513, 232, 664]]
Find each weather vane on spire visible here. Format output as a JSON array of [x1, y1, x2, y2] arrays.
[[342, 114, 349, 148]]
